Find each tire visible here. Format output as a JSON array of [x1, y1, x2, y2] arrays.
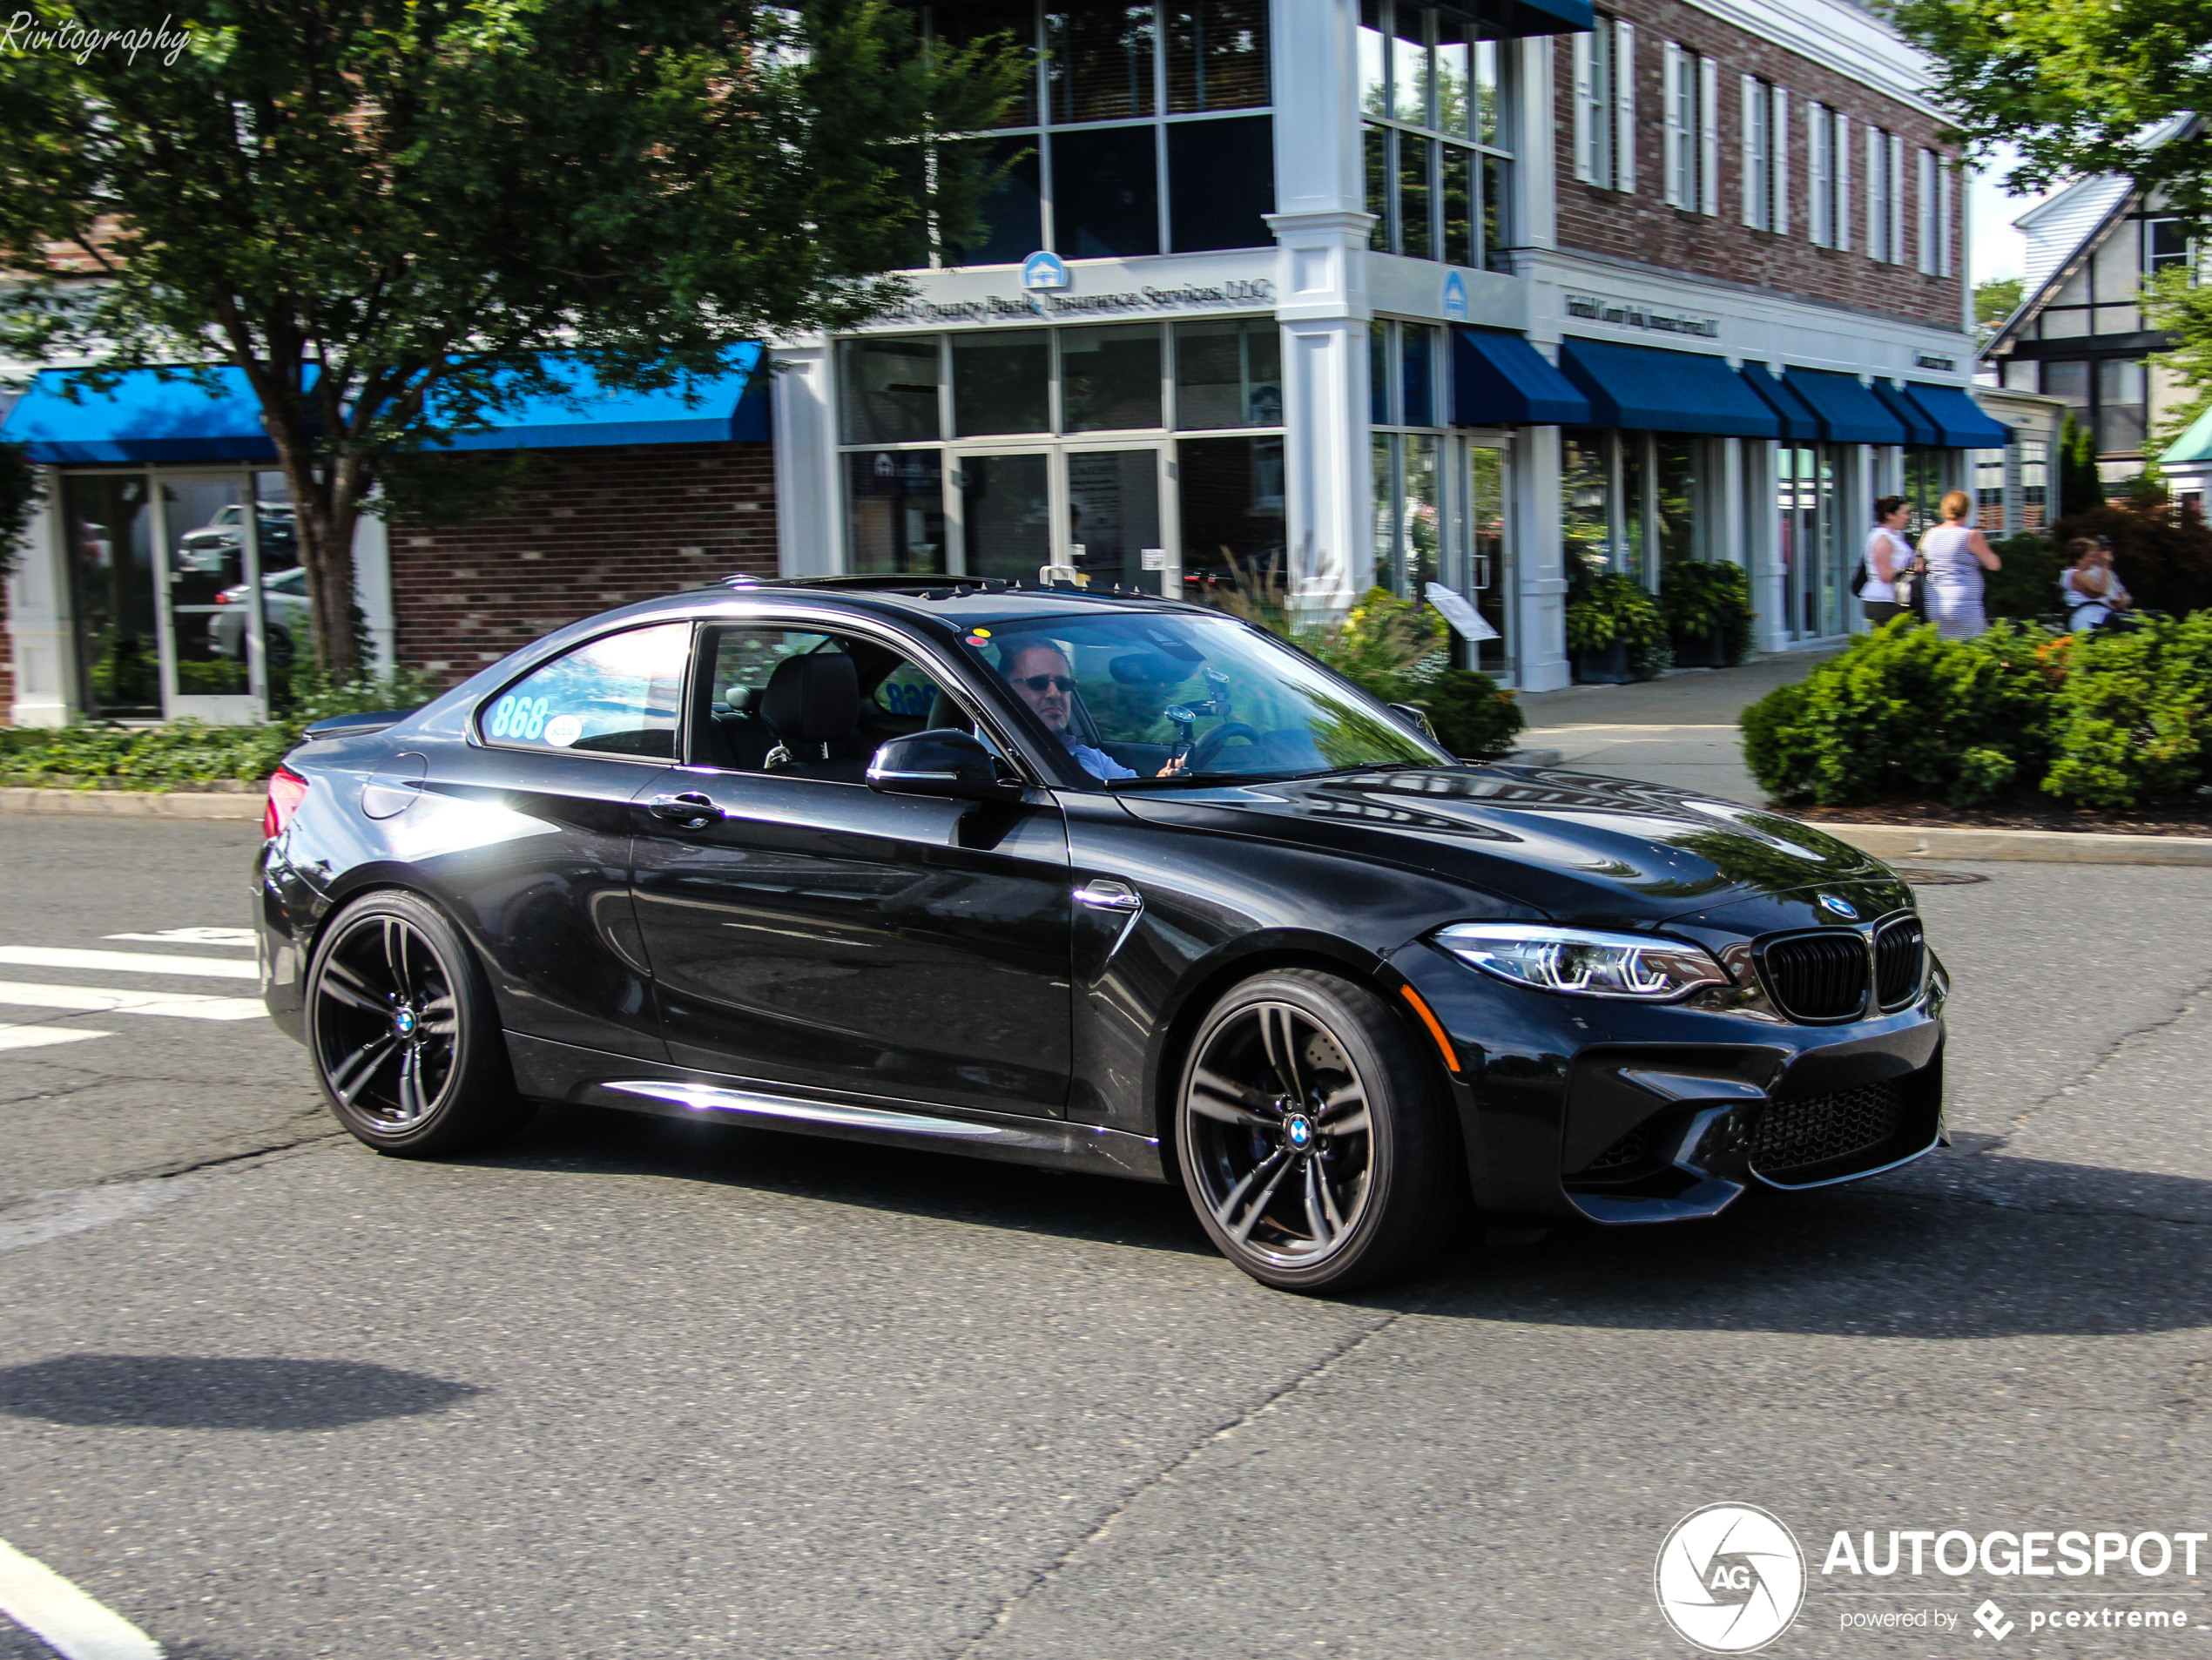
[[306, 890, 533, 1157], [1176, 968, 1466, 1293]]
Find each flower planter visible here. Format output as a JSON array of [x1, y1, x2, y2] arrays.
[[1571, 641, 1635, 684], [1669, 628, 1729, 669]]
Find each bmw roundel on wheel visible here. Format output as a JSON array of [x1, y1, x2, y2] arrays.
[[255, 575, 1947, 1292]]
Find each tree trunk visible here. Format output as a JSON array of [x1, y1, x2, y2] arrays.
[[265, 428, 365, 682]]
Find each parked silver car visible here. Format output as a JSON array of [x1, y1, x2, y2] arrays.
[[178, 503, 297, 575], [208, 565, 309, 665]]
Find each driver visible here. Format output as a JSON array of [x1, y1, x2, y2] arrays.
[[1004, 644, 1183, 781]]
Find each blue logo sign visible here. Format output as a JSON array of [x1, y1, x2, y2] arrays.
[[1442, 271, 1469, 321], [1021, 251, 1070, 292]]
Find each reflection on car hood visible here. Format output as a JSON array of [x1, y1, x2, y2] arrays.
[[1117, 763, 1900, 928]]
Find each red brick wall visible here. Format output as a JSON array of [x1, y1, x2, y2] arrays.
[[0, 576, 12, 724], [1555, 1, 1966, 332], [389, 441, 776, 687]]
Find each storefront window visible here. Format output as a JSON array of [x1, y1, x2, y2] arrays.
[[921, 0, 1274, 267], [847, 452, 948, 574], [1180, 434, 1284, 589], [1560, 428, 1612, 580], [1173, 318, 1281, 429], [1902, 447, 1945, 538], [1655, 439, 1697, 569], [1466, 444, 1511, 676], [1562, 430, 1706, 590], [61, 473, 161, 717], [1778, 443, 1844, 639], [840, 337, 943, 446], [1359, 0, 1513, 271], [952, 331, 1052, 435], [1371, 320, 1445, 594], [1062, 323, 1163, 431], [2018, 436, 2049, 530]]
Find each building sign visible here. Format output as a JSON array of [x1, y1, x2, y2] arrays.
[[1915, 351, 1957, 371], [1021, 251, 1070, 291], [1442, 272, 1469, 322], [1563, 292, 1722, 340], [862, 278, 1275, 329]]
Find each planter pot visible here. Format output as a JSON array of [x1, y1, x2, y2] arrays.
[[1669, 628, 1728, 668], [1572, 641, 1634, 684]]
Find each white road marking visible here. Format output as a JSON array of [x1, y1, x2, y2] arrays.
[[104, 928, 256, 949], [0, 1535, 164, 1659], [0, 1027, 114, 1053], [0, 982, 266, 1022], [0, 1178, 199, 1255], [0, 948, 257, 982]]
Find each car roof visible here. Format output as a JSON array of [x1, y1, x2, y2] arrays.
[[675, 575, 1228, 631]]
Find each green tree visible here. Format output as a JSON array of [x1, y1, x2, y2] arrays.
[[2059, 415, 2105, 516], [2146, 265, 2212, 449], [0, 0, 1016, 674], [1886, 0, 2212, 229], [1975, 276, 2024, 327], [0, 440, 40, 578]]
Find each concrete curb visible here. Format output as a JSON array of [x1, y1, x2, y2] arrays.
[[1823, 823, 2212, 867], [0, 786, 263, 820]]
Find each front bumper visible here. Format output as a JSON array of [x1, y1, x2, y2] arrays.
[[1393, 940, 1948, 1225]]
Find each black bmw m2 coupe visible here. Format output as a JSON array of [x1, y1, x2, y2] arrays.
[[256, 577, 1946, 1291]]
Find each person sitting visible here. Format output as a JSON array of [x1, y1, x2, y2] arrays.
[[2060, 537, 2134, 631], [1002, 643, 1183, 782]]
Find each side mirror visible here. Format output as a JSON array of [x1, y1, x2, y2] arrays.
[[1387, 702, 1440, 742], [867, 729, 1023, 802]]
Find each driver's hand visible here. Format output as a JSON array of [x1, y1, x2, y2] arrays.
[[1155, 756, 1187, 778]]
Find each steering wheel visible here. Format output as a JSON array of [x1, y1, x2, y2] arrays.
[[1187, 722, 1261, 773]]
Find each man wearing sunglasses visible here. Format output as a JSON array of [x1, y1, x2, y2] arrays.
[[1003, 643, 1183, 781]]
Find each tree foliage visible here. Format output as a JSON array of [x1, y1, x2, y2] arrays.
[[0, 0, 1018, 672], [2146, 265, 2212, 449], [2058, 415, 2104, 517], [1885, 0, 2212, 229], [0, 439, 42, 579]]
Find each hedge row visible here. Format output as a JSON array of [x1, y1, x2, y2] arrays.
[[1742, 615, 2212, 812]]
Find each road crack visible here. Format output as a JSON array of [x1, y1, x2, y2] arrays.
[[1994, 966, 2212, 1144], [948, 1306, 1407, 1658]]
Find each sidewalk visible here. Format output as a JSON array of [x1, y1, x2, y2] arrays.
[[1512, 649, 1842, 804]]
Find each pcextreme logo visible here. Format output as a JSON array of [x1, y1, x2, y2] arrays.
[[1656, 1503, 1808, 1653]]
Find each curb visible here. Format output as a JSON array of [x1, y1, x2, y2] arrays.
[[1822, 823, 2212, 867], [0, 787, 263, 820]]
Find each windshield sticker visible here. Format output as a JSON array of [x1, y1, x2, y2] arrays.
[[542, 713, 584, 747]]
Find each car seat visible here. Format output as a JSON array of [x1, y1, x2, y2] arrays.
[[760, 651, 867, 781]]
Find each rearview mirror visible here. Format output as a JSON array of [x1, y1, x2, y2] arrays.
[[867, 729, 1023, 802]]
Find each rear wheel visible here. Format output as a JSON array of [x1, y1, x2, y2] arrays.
[[1176, 969, 1464, 1292], [307, 890, 532, 1157]]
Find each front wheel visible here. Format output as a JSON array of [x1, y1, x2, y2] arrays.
[[1177, 969, 1465, 1292], [306, 890, 533, 1157]]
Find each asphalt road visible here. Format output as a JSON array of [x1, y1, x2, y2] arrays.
[[2, 815, 2209, 1659]]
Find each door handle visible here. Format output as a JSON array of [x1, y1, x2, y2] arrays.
[[1073, 880, 1142, 914], [647, 791, 722, 828]]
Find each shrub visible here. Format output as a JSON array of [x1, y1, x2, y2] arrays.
[[1568, 571, 1670, 678], [2047, 499, 2212, 618], [1413, 668, 1527, 760], [1659, 560, 1756, 665], [1981, 533, 2072, 623], [1737, 619, 2060, 807], [2040, 612, 2212, 809]]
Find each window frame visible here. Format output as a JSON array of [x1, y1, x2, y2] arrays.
[[1362, 0, 1516, 267]]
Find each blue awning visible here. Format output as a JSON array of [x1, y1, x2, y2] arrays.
[[1738, 363, 1820, 442], [1783, 369, 1906, 444], [1452, 329, 1591, 426], [430, 348, 768, 449], [1493, 0, 1593, 33], [1903, 382, 2012, 449], [1555, 338, 1778, 438], [0, 367, 278, 463], [0, 348, 768, 463], [1871, 381, 1941, 447]]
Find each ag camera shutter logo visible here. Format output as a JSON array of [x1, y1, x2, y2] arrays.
[[1656, 1503, 1807, 1653]]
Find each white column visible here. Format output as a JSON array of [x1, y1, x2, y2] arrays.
[[5, 470, 77, 727], [770, 338, 841, 577], [1514, 37, 1558, 256], [1716, 435, 1745, 568], [351, 510, 395, 678], [1514, 424, 1569, 691], [1746, 440, 1787, 652]]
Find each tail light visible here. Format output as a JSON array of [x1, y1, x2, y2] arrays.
[[264, 767, 309, 839]]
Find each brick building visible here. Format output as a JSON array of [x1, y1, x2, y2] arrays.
[[4, 0, 2001, 723]]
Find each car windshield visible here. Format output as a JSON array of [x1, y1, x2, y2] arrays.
[[960, 611, 1447, 784]]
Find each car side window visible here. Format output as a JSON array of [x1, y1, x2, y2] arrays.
[[480, 621, 690, 759], [694, 625, 961, 779]]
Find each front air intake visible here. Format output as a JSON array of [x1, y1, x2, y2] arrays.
[[1757, 931, 1870, 1022], [1750, 1082, 1905, 1180]]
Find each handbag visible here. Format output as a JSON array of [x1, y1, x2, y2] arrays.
[[1894, 556, 1930, 619]]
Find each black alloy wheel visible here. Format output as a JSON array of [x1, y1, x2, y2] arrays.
[[307, 890, 532, 1156], [1177, 969, 1464, 1292]]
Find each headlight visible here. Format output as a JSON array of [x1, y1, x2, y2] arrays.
[[1435, 923, 1731, 1002]]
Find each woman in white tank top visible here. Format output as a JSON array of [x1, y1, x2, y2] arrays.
[[1917, 489, 2002, 641], [1862, 496, 1913, 627]]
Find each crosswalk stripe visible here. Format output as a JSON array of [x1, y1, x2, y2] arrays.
[[0, 1027, 115, 1052], [105, 928, 257, 949], [0, 1535, 165, 1659], [0, 982, 266, 1022], [0, 947, 258, 982]]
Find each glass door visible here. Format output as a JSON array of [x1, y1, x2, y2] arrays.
[[951, 450, 1053, 584], [58, 471, 162, 718], [1062, 445, 1166, 593], [950, 444, 1175, 595], [158, 469, 266, 721], [1465, 441, 1513, 679]]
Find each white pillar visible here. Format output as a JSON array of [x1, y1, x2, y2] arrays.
[[1746, 440, 1787, 652], [770, 339, 841, 577], [1716, 435, 1744, 567], [5, 470, 77, 727], [352, 510, 395, 678], [1512, 37, 1558, 256], [1515, 424, 1569, 691]]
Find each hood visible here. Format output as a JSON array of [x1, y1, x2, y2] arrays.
[[1117, 763, 1902, 930]]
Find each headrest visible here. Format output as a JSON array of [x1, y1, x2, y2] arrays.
[[761, 652, 858, 743]]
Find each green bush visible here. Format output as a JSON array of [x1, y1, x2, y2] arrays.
[[1659, 560, 1756, 665], [2040, 613, 2212, 809], [0, 667, 439, 790], [2047, 500, 2212, 617], [1981, 533, 2071, 623], [1290, 588, 1527, 759], [1738, 619, 2060, 807], [1413, 667, 1527, 761], [1567, 571, 1671, 678]]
